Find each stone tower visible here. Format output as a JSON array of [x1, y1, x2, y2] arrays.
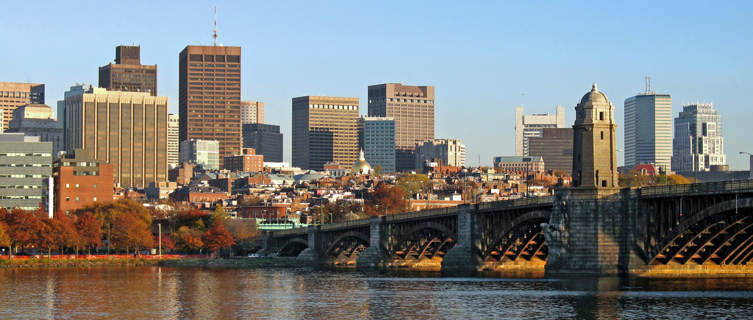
[[572, 83, 619, 189]]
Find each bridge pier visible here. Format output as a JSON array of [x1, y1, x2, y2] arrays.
[[356, 216, 386, 271], [297, 226, 322, 262], [258, 231, 272, 256], [441, 204, 480, 277]]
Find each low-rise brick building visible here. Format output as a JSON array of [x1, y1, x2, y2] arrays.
[[224, 148, 264, 172], [54, 149, 114, 215]]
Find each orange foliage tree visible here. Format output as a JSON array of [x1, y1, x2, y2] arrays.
[[202, 221, 234, 254], [365, 183, 409, 216], [173, 226, 204, 253], [75, 212, 102, 254], [111, 212, 154, 255]]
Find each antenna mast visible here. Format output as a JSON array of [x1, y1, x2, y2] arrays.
[[644, 76, 652, 94], [213, 7, 218, 46]]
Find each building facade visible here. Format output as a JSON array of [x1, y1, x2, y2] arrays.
[[6, 104, 64, 159], [0, 81, 45, 131], [179, 45, 242, 168], [168, 113, 179, 168], [242, 123, 283, 162], [368, 83, 435, 172], [672, 103, 726, 173], [292, 96, 359, 170], [180, 139, 220, 170], [493, 156, 545, 173], [514, 106, 565, 156], [0, 134, 52, 211], [53, 149, 114, 215], [99, 45, 157, 95], [572, 84, 618, 189], [415, 138, 466, 169], [241, 101, 264, 124], [224, 148, 264, 172], [528, 128, 573, 174], [65, 88, 168, 188], [624, 91, 672, 172], [360, 116, 396, 173]]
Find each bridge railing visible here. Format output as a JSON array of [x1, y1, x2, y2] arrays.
[[477, 196, 554, 211], [320, 218, 371, 231], [384, 206, 459, 223], [271, 227, 309, 238], [640, 179, 753, 197]]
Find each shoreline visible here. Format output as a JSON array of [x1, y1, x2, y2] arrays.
[[0, 257, 163, 269]]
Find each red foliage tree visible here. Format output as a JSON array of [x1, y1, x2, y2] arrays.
[[75, 212, 102, 254], [202, 221, 234, 254], [112, 212, 154, 255], [366, 183, 409, 216], [1, 208, 42, 257]]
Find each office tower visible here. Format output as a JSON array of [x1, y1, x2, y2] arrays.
[[0, 133, 52, 211], [179, 45, 242, 168], [242, 123, 283, 162], [572, 84, 618, 189], [6, 104, 64, 159], [292, 96, 359, 170], [54, 149, 114, 215], [368, 83, 435, 171], [241, 101, 264, 124], [415, 138, 466, 168], [57, 84, 92, 131], [65, 88, 168, 188], [168, 113, 179, 168], [360, 116, 396, 172], [672, 103, 726, 173], [179, 139, 220, 170], [624, 85, 672, 172], [99, 45, 157, 95], [514, 106, 565, 156], [0, 81, 45, 131], [528, 128, 574, 174], [224, 148, 264, 172]]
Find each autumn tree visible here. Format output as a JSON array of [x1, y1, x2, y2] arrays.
[[75, 212, 102, 254], [112, 212, 154, 255], [366, 183, 409, 216], [225, 219, 259, 254], [209, 205, 229, 227], [2, 208, 42, 258], [0, 222, 10, 258], [397, 173, 431, 197], [173, 226, 204, 253], [49, 214, 80, 256], [202, 221, 234, 255]]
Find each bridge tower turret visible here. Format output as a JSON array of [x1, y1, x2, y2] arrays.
[[572, 83, 619, 191]]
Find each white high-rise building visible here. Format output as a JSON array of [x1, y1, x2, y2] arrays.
[[624, 90, 672, 172], [672, 103, 726, 173], [241, 101, 264, 124], [515, 106, 565, 156], [168, 113, 179, 168], [415, 138, 466, 168]]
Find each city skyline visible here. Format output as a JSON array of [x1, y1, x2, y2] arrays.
[[1, 1, 752, 169]]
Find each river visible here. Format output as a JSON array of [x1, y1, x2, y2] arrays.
[[2, 267, 753, 319]]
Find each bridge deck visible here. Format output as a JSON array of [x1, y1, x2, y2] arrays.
[[640, 179, 753, 198]]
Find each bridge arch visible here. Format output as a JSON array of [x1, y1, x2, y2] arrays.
[[649, 197, 753, 265], [392, 221, 457, 260], [324, 231, 369, 257], [483, 210, 550, 262], [278, 238, 308, 257]]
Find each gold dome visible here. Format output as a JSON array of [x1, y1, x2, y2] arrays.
[[352, 149, 372, 174]]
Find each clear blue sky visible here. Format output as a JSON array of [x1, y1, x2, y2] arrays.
[[2, 1, 752, 169]]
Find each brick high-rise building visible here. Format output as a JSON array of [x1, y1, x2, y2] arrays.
[[292, 96, 359, 170], [179, 45, 242, 168], [65, 87, 168, 188], [0, 81, 45, 131], [241, 101, 264, 124], [368, 83, 435, 171], [99, 45, 157, 95]]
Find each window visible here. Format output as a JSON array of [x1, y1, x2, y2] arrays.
[[93, 184, 97, 188], [75, 197, 79, 201], [66, 184, 70, 188], [600, 131, 604, 140], [75, 184, 79, 188], [602, 180, 607, 187], [65, 197, 70, 201], [599, 112, 604, 121], [93, 197, 97, 202]]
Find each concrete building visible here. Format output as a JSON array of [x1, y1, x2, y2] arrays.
[[360, 116, 396, 173], [53, 149, 114, 215], [415, 139, 466, 169], [493, 156, 545, 173], [168, 113, 179, 168], [672, 103, 727, 173], [241, 101, 264, 124], [515, 106, 565, 156], [292, 96, 359, 170], [242, 123, 283, 162], [624, 90, 672, 172], [56, 84, 92, 136], [180, 139, 219, 170], [6, 104, 64, 159], [528, 128, 573, 174], [0, 81, 45, 131], [0, 133, 52, 212], [99, 45, 157, 95], [572, 84, 618, 189], [368, 83, 435, 171], [179, 45, 242, 168], [65, 87, 168, 188], [224, 148, 264, 172]]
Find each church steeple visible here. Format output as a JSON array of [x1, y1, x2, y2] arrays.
[[572, 83, 619, 189]]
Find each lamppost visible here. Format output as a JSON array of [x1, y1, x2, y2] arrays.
[[158, 223, 162, 256], [741, 152, 753, 180]]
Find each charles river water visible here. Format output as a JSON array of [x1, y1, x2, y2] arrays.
[[2, 267, 753, 319]]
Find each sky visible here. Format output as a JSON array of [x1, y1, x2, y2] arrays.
[[2, 1, 752, 170]]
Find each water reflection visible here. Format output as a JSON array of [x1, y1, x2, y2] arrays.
[[1, 268, 753, 319]]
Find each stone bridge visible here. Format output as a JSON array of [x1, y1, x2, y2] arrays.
[[261, 179, 753, 277]]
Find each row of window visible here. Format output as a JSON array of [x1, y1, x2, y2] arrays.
[[0, 163, 50, 167], [0, 174, 48, 178], [0, 153, 52, 157], [0, 196, 42, 200]]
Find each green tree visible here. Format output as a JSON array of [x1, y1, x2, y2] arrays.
[[397, 173, 431, 197], [209, 205, 229, 227], [372, 165, 383, 176]]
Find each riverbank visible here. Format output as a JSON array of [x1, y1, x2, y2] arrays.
[[0, 257, 162, 269], [159, 257, 304, 268]]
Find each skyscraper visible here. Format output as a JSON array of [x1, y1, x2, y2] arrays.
[[167, 113, 179, 168], [179, 45, 242, 168], [242, 123, 283, 162], [672, 103, 726, 173], [65, 87, 168, 188], [292, 96, 359, 170], [368, 83, 435, 172], [415, 138, 466, 168], [624, 87, 672, 172], [572, 84, 618, 189], [360, 116, 396, 173], [0, 81, 45, 131], [241, 101, 264, 124], [99, 45, 157, 95], [514, 106, 565, 156], [528, 128, 573, 174]]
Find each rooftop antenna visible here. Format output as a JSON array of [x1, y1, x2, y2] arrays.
[[644, 76, 652, 94], [213, 7, 218, 46]]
